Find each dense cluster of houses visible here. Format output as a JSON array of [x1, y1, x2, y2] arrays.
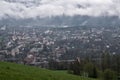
[[0, 26, 120, 68]]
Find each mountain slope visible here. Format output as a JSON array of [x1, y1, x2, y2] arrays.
[[0, 16, 120, 27], [1, 0, 120, 27], [0, 62, 96, 80]]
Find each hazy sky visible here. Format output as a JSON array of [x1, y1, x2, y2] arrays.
[[0, 0, 120, 19]]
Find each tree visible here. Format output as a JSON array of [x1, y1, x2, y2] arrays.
[[111, 54, 120, 76], [48, 59, 58, 70], [84, 62, 98, 78], [102, 69, 117, 80], [101, 53, 111, 71], [68, 58, 82, 75]]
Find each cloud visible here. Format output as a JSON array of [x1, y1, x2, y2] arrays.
[[0, 0, 120, 19]]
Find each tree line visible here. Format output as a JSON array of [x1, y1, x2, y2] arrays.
[[49, 53, 120, 80]]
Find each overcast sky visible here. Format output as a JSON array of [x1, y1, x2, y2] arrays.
[[0, 0, 120, 19]]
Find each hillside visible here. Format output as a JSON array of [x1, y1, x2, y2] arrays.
[[0, 62, 97, 80]]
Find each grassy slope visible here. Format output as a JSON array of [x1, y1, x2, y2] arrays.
[[0, 62, 97, 80]]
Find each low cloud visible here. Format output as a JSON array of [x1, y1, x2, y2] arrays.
[[0, 0, 120, 19]]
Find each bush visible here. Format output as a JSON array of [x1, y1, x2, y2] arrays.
[[6, 66, 10, 70]]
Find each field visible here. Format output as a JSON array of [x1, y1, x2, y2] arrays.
[[0, 62, 97, 80]]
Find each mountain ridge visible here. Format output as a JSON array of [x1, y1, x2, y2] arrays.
[[0, 15, 120, 27]]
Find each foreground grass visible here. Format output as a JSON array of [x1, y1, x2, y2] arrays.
[[0, 62, 97, 80]]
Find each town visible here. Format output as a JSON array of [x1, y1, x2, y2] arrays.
[[0, 26, 120, 68]]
